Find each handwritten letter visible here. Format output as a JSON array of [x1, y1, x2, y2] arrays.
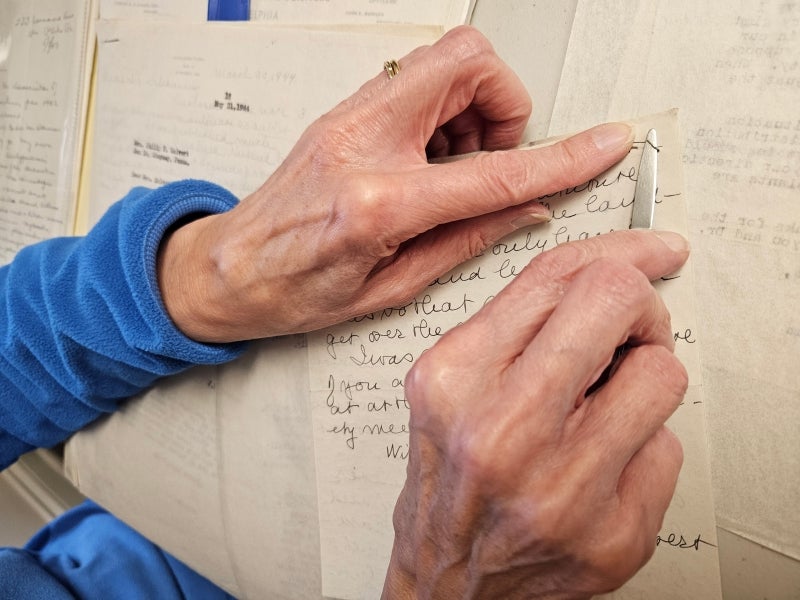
[[307, 111, 721, 599]]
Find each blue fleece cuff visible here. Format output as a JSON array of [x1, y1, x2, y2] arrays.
[[0, 180, 248, 465]]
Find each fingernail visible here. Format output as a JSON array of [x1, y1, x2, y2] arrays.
[[510, 211, 551, 229], [591, 122, 634, 152], [653, 230, 690, 253]]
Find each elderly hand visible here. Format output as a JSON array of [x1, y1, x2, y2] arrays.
[[382, 229, 690, 599], [157, 26, 633, 342]]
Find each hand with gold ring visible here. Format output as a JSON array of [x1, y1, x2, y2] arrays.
[[157, 25, 636, 342]]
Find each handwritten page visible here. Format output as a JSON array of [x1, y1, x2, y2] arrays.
[[99, 0, 475, 28], [551, 0, 800, 562], [0, 0, 95, 263], [307, 111, 722, 599]]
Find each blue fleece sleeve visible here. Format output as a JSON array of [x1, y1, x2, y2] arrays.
[[9, 500, 235, 600], [0, 180, 247, 468]]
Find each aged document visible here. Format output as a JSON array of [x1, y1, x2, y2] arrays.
[[551, 0, 800, 561], [65, 341, 321, 599], [307, 111, 722, 599], [87, 20, 436, 220], [0, 0, 95, 263]]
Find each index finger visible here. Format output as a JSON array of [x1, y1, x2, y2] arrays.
[[387, 122, 634, 245], [432, 229, 689, 375]]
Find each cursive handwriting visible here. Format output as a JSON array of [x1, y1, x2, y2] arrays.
[[349, 345, 414, 367], [656, 532, 717, 551], [674, 328, 697, 344]]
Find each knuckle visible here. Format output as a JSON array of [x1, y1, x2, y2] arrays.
[[303, 114, 361, 171], [540, 134, 600, 190], [523, 229, 644, 285], [584, 258, 652, 304], [627, 345, 689, 401], [404, 345, 458, 428], [542, 140, 586, 191], [472, 150, 530, 201], [331, 178, 399, 255], [525, 240, 592, 281], [584, 515, 651, 592], [655, 426, 685, 471], [440, 25, 494, 63], [337, 176, 381, 218], [465, 228, 495, 258]]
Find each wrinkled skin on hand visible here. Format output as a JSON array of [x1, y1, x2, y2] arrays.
[[383, 230, 690, 599], [157, 26, 634, 343]]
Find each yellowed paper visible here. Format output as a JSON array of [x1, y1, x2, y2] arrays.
[[307, 111, 722, 599]]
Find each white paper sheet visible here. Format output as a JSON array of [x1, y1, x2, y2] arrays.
[[248, 0, 475, 28], [88, 20, 437, 221], [551, 0, 800, 562], [66, 337, 324, 599]]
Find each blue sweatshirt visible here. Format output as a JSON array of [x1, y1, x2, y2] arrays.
[[0, 181, 247, 598]]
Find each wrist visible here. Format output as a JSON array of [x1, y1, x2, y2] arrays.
[[157, 212, 234, 343], [382, 552, 418, 600]]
